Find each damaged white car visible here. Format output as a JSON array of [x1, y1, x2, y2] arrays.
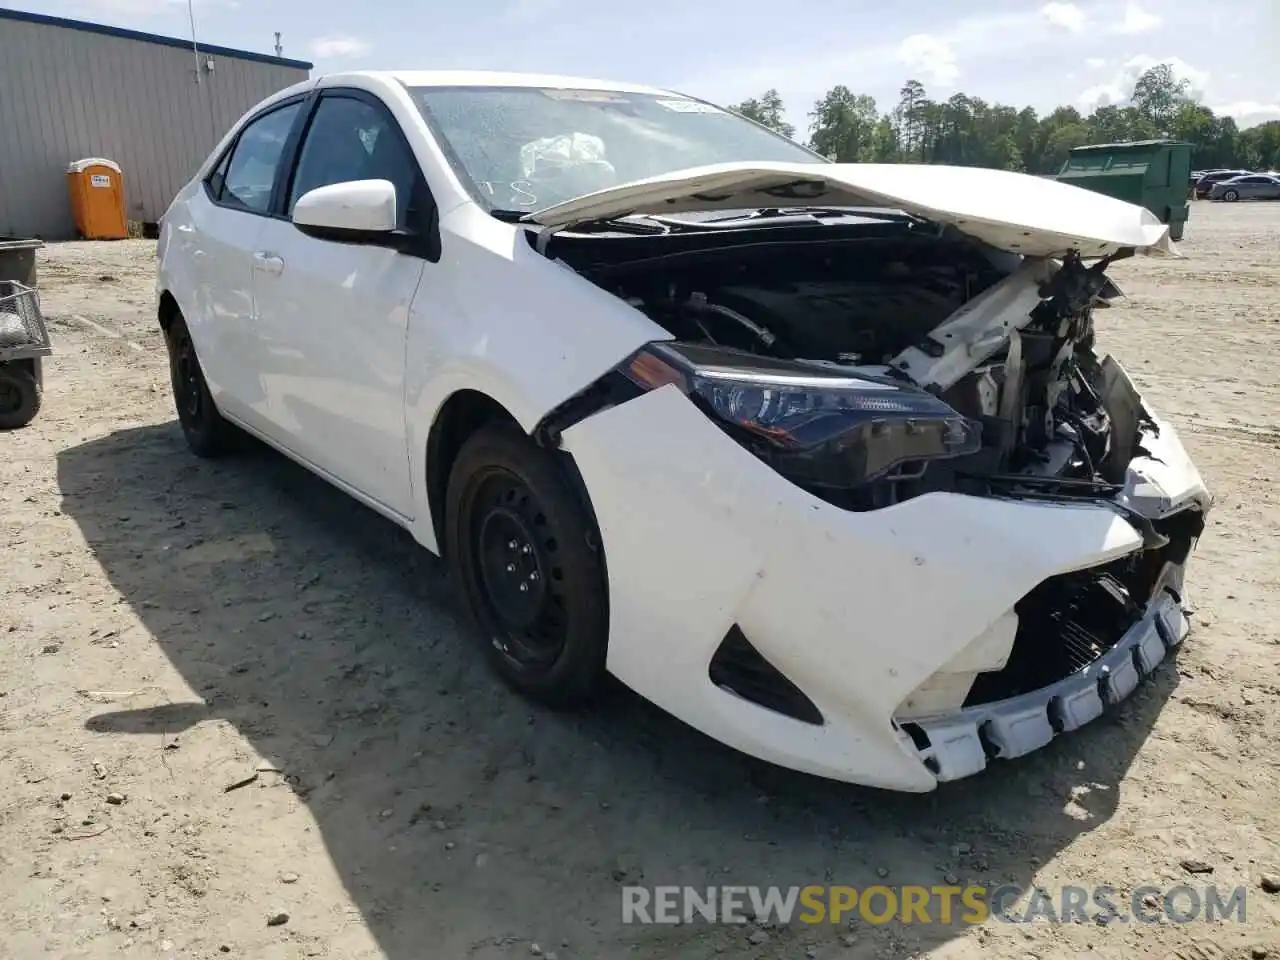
[[156, 71, 1211, 791]]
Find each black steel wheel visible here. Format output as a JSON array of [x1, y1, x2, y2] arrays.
[[164, 312, 236, 457], [445, 424, 608, 705], [0, 366, 41, 429]]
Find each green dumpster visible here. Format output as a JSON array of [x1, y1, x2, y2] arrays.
[[1056, 139, 1193, 241]]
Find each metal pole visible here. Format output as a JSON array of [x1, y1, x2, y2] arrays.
[[187, 0, 201, 85], [187, 0, 220, 149]]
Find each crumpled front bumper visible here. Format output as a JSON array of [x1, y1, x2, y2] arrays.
[[902, 588, 1190, 782], [560, 383, 1209, 792]]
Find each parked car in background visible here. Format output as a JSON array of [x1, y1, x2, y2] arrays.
[[1209, 174, 1280, 201], [155, 70, 1209, 792], [1193, 169, 1252, 198]]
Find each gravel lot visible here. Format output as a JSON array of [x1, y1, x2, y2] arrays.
[[1, 201, 1278, 960]]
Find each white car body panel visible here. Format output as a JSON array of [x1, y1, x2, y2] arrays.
[[158, 198, 267, 424], [400, 201, 669, 551], [558, 385, 1195, 791], [249, 216, 425, 517], [525, 161, 1178, 260], [155, 69, 1213, 791]]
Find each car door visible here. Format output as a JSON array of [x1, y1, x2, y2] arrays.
[[248, 89, 428, 518], [184, 98, 305, 429], [1235, 176, 1263, 199]]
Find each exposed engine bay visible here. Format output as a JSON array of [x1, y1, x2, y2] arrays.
[[548, 224, 1148, 512]]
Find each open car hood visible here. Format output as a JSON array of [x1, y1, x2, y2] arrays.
[[522, 161, 1178, 259]]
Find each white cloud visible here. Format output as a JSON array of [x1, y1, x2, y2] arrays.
[[680, 6, 1085, 107], [677, 2, 1235, 132], [1076, 84, 1123, 111], [1042, 2, 1087, 33], [897, 34, 960, 88], [1213, 101, 1280, 128], [1112, 2, 1162, 34], [1077, 54, 1209, 111], [308, 36, 371, 59]]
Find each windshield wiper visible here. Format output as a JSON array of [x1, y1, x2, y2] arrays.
[[562, 214, 672, 236], [698, 207, 923, 225], [492, 208, 672, 235]]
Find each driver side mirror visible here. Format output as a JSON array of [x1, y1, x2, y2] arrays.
[[293, 178, 398, 241]]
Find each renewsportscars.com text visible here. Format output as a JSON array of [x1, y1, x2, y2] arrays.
[[621, 884, 1248, 926]]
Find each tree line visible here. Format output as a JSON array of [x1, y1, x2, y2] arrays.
[[728, 64, 1280, 175]]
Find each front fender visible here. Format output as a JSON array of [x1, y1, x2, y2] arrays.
[[403, 205, 663, 552]]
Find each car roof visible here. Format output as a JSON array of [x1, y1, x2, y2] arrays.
[[346, 69, 683, 96]]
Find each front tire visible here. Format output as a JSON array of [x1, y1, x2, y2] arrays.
[[1223, 189, 1239, 202], [444, 424, 609, 706], [164, 312, 236, 457]]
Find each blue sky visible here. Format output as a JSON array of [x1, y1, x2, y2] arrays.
[[14, 0, 1280, 131]]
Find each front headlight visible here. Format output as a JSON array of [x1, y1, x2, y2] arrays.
[[620, 342, 982, 489]]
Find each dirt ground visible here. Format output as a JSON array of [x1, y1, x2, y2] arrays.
[[1, 201, 1278, 960]]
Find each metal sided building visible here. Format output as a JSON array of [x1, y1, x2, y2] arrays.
[[0, 8, 312, 239]]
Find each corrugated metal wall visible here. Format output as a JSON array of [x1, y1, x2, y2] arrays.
[[0, 16, 309, 239]]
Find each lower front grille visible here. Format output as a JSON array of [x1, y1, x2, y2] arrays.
[[709, 626, 824, 725], [965, 566, 1141, 706], [964, 508, 1203, 708]]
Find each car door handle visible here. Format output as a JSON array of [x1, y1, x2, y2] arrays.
[[253, 251, 285, 275]]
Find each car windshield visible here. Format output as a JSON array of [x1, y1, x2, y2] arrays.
[[410, 85, 825, 214]]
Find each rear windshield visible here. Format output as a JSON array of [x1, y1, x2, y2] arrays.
[[410, 85, 824, 213]]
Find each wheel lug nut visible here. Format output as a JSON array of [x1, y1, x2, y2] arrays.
[[521, 544, 531, 555], [508, 539, 518, 550], [506, 563, 515, 573], [519, 583, 529, 593], [529, 571, 539, 581]]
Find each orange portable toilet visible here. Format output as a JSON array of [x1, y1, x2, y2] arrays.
[[66, 158, 128, 240]]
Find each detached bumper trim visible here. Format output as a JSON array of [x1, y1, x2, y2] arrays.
[[904, 587, 1188, 783]]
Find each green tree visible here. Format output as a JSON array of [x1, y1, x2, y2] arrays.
[[807, 86, 879, 161], [728, 89, 796, 139], [1032, 106, 1092, 173], [1131, 64, 1192, 136], [869, 116, 901, 161], [894, 80, 928, 158], [1237, 121, 1280, 170], [744, 75, 1266, 177], [1013, 107, 1042, 169], [1087, 105, 1159, 143], [988, 134, 1025, 171]]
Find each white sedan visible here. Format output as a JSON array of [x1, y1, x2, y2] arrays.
[[156, 70, 1211, 791]]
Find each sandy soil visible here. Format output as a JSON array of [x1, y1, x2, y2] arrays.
[[1, 201, 1278, 960]]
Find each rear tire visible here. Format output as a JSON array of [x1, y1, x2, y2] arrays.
[[0, 366, 41, 429], [444, 424, 609, 706], [164, 312, 236, 457]]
